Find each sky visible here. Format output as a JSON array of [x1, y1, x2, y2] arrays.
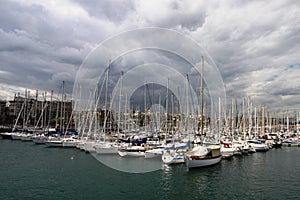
[[0, 0, 300, 112]]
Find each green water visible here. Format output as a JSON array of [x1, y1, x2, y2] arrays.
[[1, 138, 300, 200]]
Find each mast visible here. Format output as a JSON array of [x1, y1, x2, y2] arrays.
[[23, 88, 27, 130], [261, 105, 265, 135], [117, 72, 123, 135], [158, 90, 161, 132], [144, 81, 147, 131], [254, 107, 257, 138], [44, 91, 47, 128], [231, 98, 234, 136], [286, 110, 289, 133], [218, 97, 221, 135], [171, 94, 174, 134], [41, 92, 44, 128], [200, 56, 204, 136], [242, 98, 246, 137], [166, 78, 169, 133], [185, 74, 189, 132], [48, 90, 53, 130], [104, 62, 110, 131], [63, 82, 66, 133], [34, 90, 38, 128], [60, 81, 64, 132], [248, 97, 252, 137]]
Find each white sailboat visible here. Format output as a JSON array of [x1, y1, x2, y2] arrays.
[[185, 56, 222, 169], [118, 145, 146, 157], [144, 146, 164, 159], [185, 145, 222, 169], [247, 139, 269, 152], [61, 134, 80, 147], [45, 137, 63, 147]]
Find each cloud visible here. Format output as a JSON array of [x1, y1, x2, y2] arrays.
[[0, 0, 299, 111]]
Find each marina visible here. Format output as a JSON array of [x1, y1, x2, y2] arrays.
[[0, 2, 299, 198]]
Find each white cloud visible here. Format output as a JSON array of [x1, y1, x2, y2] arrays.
[[0, 0, 299, 111]]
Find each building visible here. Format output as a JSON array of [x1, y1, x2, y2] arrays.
[[0, 94, 74, 131]]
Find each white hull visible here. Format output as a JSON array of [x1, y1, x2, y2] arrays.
[[248, 146, 256, 153], [186, 156, 221, 169], [62, 138, 79, 148], [11, 133, 22, 140], [96, 147, 118, 154], [144, 148, 163, 159], [95, 143, 118, 154], [118, 150, 145, 157], [118, 146, 146, 157], [0, 132, 12, 139], [84, 141, 96, 153], [76, 142, 85, 151], [32, 136, 47, 144], [185, 145, 222, 169], [220, 147, 234, 158], [20, 134, 32, 141], [253, 145, 269, 152], [248, 140, 269, 152]]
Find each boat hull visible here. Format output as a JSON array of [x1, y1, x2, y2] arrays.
[[94, 142, 118, 154], [11, 133, 22, 140], [0, 132, 12, 139], [20, 135, 32, 142], [253, 145, 269, 152], [32, 137, 47, 144], [96, 147, 118, 154], [118, 150, 145, 157], [118, 147, 145, 157], [186, 156, 221, 169], [145, 151, 162, 159]]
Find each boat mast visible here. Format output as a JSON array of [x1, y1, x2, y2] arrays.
[[166, 78, 169, 133], [254, 106, 257, 138], [104, 62, 110, 131], [200, 56, 204, 136], [231, 98, 234, 136], [48, 90, 53, 130], [23, 88, 27, 130], [158, 90, 161, 132], [117, 72, 123, 136], [261, 105, 265, 136], [63, 81, 66, 133], [185, 74, 189, 132], [248, 97, 252, 138], [34, 90, 38, 128], [218, 97, 221, 136], [286, 110, 289, 133], [242, 98, 246, 139], [143, 81, 147, 132]]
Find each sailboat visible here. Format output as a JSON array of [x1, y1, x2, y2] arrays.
[[185, 56, 222, 170], [3, 92, 26, 139], [94, 66, 118, 154]]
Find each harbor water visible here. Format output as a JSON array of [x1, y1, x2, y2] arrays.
[[1, 137, 300, 200]]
